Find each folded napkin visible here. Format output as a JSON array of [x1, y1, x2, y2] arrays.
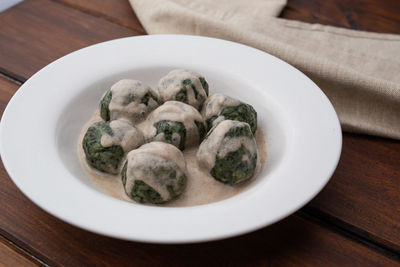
[[129, 0, 400, 139]]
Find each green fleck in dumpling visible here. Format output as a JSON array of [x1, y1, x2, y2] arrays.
[[121, 142, 187, 204], [202, 93, 257, 133], [153, 120, 186, 150], [157, 69, 209, 110], [197, 120, 257, 185], [100, 79, 160, 124], [146, 101, 206, 150], [83, 120, 144, 174]]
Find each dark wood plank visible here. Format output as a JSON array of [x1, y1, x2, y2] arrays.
[[0, 235, 39, 267], [307, 133, 400, 252], [54, 0, 146, 34], [0, 0, 137, 81], [0, 161, 396, 265], [281, 0, 400, 34], [0, 78, 38, 266], [0, 77, 19, 118]]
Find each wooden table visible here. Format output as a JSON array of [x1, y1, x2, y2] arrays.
[[0, 0, 399, 265]]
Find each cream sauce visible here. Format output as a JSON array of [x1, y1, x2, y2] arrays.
[[197, 120, 257, 170], [201, 93, 240, 122], [124, 142, 186, 200], [78, 113, 267, 207], [101, 120, 144, 152], [157, 69, 207, 110], [108, 79, 159, 125], [143, 101, 205, 148]]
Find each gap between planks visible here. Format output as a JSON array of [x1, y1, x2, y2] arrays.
[[0, 67, 25, 84], [297, 208, 400, 261], [0, 229, 49, 267]]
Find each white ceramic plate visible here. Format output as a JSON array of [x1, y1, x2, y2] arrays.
[[0, 35, 341, 243]]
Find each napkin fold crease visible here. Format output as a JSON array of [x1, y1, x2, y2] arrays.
[[129, 0, 400, 139]]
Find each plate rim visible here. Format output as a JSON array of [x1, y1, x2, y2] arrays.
[[0, 34, 342, 243]]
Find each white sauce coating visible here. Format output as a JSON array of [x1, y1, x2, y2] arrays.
[[124, 142, 187, 201], [108, 79, 159, 125], [143, 101, 205, 148], [78, 112, 267, 207], [157, 69, 207, 110], [201, 93, 240, 122], [100, 120, 144, 152], [197, 120, 257, 171]]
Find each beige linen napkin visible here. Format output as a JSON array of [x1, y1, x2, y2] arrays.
[[129, 0, 400, 139]]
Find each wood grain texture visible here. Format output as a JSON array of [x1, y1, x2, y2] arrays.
[[0, 0, 399, 265], [308, 133, 400, 252], [0, 236, 39, 267], [0, 154, 396, 265], [0, 77, 18, 118], [0, 0, 137, 81], [0, 239, 39, 267], [282, 0, 400, 33], [54, 0, 146, 34], [0, 80, 38, 267]]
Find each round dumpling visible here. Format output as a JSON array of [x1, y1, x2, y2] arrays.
[[82, 120, 144, 174], [100, 79, 160, 125], [145, 101, 206, 150], [197, 120, 257, 185], [157, 69, 209, 110], [121, 142, 187, 204], [202, 93, 257, 133]]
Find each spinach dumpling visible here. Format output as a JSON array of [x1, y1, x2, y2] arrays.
[[100, 79, 160, 124], [82, 120, 144, 174], [157, 69, 209, 110], [146, 101, 206, 150], [121, 142, 187, 204], [202, 93, 257, 133], [197, 120, 257, 185]]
